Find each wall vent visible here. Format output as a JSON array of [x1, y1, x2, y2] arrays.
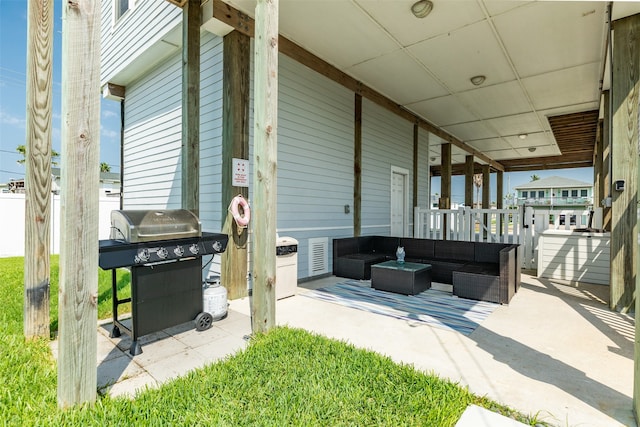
[[308, 237, 328, 277]]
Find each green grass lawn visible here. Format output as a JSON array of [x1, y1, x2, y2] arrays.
[[0, 256, 545, 426]]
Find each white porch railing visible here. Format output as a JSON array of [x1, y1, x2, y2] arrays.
[[414, 206, 523, 244], [413, 206, 603, 270]]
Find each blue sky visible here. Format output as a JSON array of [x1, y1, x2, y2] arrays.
[[0, 0, 592, 199], [0, 0, 121, 184]]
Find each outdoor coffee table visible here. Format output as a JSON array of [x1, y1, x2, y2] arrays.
[[371, 261, 432, 295]]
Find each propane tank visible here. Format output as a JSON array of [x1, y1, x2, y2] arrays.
[[203, 276, 228, 321]]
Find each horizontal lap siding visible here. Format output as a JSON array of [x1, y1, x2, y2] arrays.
[[101, 1, 181, 84], [361, 99, 413, 236], [199, 34, 224, 232], [538, 234, 610, 285], [124, 54, 182, 209], [122, 33, 223, 216], [276, 55, 354, 278]]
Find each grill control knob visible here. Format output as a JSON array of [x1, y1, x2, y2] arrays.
[[189, 244, 199, 255], [173, 245, 184, 257], [157, 247, 168, 259], [135, 248, 150, 264], [212, 241, 223, 252]]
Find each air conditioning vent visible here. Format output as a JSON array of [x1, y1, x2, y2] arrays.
[[308, 237, 328, 277]]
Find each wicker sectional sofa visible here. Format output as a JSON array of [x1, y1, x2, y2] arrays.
[[332, 236, 521, 304]]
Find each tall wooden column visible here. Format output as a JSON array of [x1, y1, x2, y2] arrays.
[[481, 165, 490, 208], [354, 93, 362, 237], [594, 119, 603, 211], [412, 123, 419, 210], [439, 143, 451, 209], [612, 15, 640, 425], [602, 90, 612, 231], [496, 170, 504, 235], [221, 31, 250, 300], [24, 0, 53, 339], [611, 16, 638, 314], [181, 0, 201, 215], [58, 0, 100, 407], [464, 155, 474, 207], [252, 0, 278, 334]]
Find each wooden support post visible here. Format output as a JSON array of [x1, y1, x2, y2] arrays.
[[439, 143, 451, 209], [24, 0, 53, 339], [594, 119, 603, 211], [482, 165, 490, 209], [252, 0, 278, 334], [221, 31, 250, 300], [496, 170, 503, 235], [602, 90, 612, 231], [482, 165, 490, 240], [412, 123, 419, 211], [354, 93, 362, 237], [611, 16, 638, 314], [181, 0, 201, 215], [57, 0, 100, 407], [464, 155, 474, 208]]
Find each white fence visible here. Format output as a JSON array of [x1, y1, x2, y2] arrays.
[[413, 206, 603, 270], [0, 193, 119, 257]]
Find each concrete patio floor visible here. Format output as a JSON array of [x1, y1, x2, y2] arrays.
[[84, 272, 635, 427]]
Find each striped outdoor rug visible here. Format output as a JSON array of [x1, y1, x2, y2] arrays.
[[301, 280, 498, 335]]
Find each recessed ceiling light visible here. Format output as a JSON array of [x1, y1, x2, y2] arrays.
[[411, 0, 433, 18], [528, 147, 536, 153], [470, 75, 486, 86], [430, 156, 436, 162], [518, 133, 528, 140]]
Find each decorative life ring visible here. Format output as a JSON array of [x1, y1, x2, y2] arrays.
[[229, 195, 251, 228]]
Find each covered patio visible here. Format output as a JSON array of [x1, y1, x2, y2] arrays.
[[90, 272, 634, 426]]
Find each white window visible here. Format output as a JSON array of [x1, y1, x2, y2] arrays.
[[571, 189, 578, 197], [114, 0, 132, 23], [580, 189, 588, 197], [561, 190, 569, 198]]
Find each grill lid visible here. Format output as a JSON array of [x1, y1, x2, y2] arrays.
[[110, 209, 202, 243]]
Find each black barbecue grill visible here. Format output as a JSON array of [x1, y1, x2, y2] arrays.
[[98, 209, 228, 355]]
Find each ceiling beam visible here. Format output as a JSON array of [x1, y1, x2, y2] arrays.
[[205, 0, 504, 172]]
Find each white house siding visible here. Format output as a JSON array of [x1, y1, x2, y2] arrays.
[[100, 0, 181, 85], [275, 55, 354, 278], [122, 33, 224, 222], [123, 55, 183, 209], [198, 34, 225, 233], [361, 99, 414, 236]]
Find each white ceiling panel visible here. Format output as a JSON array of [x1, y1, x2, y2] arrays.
[[538, 102, 600, 122], [456, 80, 531, 120], [356, 0, 485, 48], [277, 2, 399, 69], [483, 1, 532, 17], [407, 20, 516, 93], [522, 62, 601, 111], [516, 145, 561, 158], [346, 50, 448, 105], [493, 2, 606, 78], [443, 121, 495, 142], [503, 133, 554, 150], [485, 112, 548, 136], [468, 138, 513, 152], [483, 148, 520, 160], [407, 95, 477, 127]]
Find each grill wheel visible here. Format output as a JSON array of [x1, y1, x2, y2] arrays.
[[194, 312, 213, 331]]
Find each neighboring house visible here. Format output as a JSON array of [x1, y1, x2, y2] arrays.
[[100, 2, 432, 281], [51, 168, 121, 197], [2, 169, 120, 197], [514, 176, 593, 209]]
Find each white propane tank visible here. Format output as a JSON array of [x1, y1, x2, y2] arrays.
[[203, 276, 228, 320]]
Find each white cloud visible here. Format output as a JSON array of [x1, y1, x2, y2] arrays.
[[0, 109, 25, 128], [103, 110, 118, 119], [101, 127, 119, 139]]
